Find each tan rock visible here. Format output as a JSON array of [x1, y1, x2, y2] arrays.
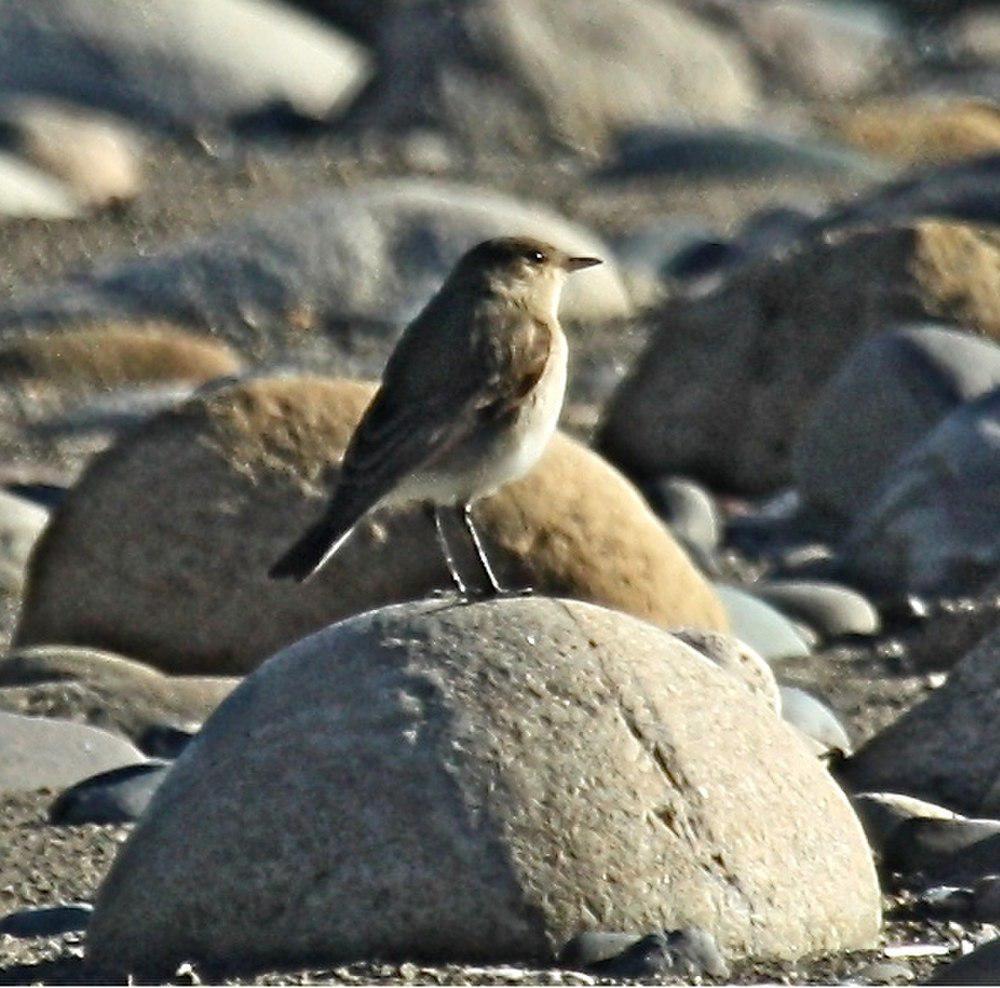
[[86, 597, 880, 975], [0, 97, 143, 207], [825, 98, 1000, 165], [597, 220, 1000, 493], [0, 645, 238, 744], [16, 377, 727, 674], [0, 324, 243, 389]]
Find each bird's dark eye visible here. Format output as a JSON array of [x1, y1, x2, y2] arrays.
[[529, 250, 546, 264]]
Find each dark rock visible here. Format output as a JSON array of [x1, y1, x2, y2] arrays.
[[0, 903, 92, 938], [585, 928, 729, 980], [49, 760, 171, 825]]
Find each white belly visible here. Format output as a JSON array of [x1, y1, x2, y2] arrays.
[[393, 330, 568, 507]]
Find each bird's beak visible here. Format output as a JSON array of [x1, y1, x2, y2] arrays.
[[565, 255, 602, 272]]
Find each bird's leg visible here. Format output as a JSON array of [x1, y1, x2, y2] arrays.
[[431, 504, 469, 597], [461, 503, 506, 596]]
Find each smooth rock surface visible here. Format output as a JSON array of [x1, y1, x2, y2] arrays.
[[714, 585, 812, 661], [841, 628, 1000, 815], [597, 221, 1000, 493], [652, 477, 721, 555], [16, 377, 727, 674], [0, 97, 143, 207], [49, 760, 170, 825], [0, 150, 79, 219], [753, 580, 881, 639], [0, 711, 145, 793], [0, 903, 92, 939], [779, 686, 852, 756], [87, 597, 880, 974], [0, 325, 244, 389], [843, 388, 1000, 596], [0, 646, 237, 745], [0, 489, 49, 593], [0, 0, 371, 132], [346, 0, 760, 155], [928, 936, 1000, 985], [793, 326, 1000, 519], [0, 181, 631, 343], [850, 792, 962, 860]]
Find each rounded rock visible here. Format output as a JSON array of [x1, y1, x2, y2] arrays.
[[86, 597, 881, 975], [16, 377, 727, 674]]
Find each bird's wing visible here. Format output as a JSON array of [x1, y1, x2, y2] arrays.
[[329, 308, 552, 519]]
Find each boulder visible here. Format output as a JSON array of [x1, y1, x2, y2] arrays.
[[0, 97, 142, 207], [597, 221, 1000, 493], [86, 597, 880, 975], [0, 0, 371, 132], [0, 710, 145, 793], [344, 0, 760, 156], [0, 489, 48, 593], [0, 645, 238, 745], [842, 388, 1000, 596], [825, 98, 1000, 165], [793, 325, 1000, 519], [840, 627, 1000, 816], [16, 377, 727, 674], [0, 325, 243, 389], [0, 181, 631, 349]]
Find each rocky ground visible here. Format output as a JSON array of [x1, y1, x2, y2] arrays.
[[1, 0, 1000, 984]]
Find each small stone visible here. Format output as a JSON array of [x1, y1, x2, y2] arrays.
[[779, 686, 852, 756], [850, 792, 962, 859], [853, 960, 914, 983], [49, 761, 171, 825], [0, 711, 145, 793], [0, 903, 92, 938], [137, 724, 197, 759], [652, 476, 721, 554], [754, 580, 881, 639], [715, 585, 812, 660], [585, 928, 729, 980]]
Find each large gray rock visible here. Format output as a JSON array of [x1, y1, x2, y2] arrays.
[[841, 627, 1000, 816], [842, 388, 1000, 596], [346, 0, 760, 155], [0, 0, 370, 132], [0, 710, 145, 792], [87, 598, 880, 975], [794, 326, 1000, 519], [0, 181, 631, 352]]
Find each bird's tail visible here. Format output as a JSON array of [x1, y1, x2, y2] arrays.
[[268, 513, 356, 583]]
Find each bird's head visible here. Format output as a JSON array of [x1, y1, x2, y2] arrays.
[[451, 236, 602, 320]]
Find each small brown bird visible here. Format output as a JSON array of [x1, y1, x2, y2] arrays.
[[269, 236, 601, 592]]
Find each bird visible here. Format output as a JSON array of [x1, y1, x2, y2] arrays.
[[268, 235, 602, 593]]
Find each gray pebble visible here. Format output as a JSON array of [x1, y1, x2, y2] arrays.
[[138, 723, 197, 759], [49, 760, 170, 825], [780, 686, 852, 756], [0, 903, 92, 938], [754, 580, 881, 639], [852, 960, 914, 983], [715, 585, 812, 660], [652, 476, 721, 554]]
